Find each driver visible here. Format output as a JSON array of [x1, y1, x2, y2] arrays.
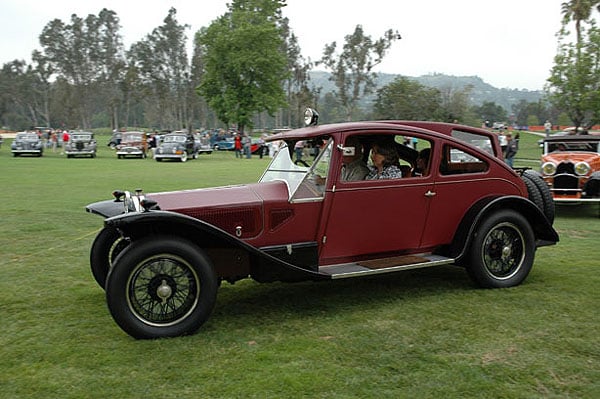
[[341, 136, 369, 181]]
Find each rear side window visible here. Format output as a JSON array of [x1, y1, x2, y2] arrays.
[[440, 144, 489, 175], [451, 129, 494, 156]]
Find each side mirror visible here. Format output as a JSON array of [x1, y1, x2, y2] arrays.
[[337, 144, 355, 156]]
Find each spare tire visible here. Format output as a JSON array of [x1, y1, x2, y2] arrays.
[[522, 170, 555, 223]]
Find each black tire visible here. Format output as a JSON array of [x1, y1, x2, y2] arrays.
[[523, 170, 555, 223], [105, 237, 218, 339], [467, 210, 535, 288], [584, 172, 600, 197], [521, 174, 543, 212], [89, 227, 130, 289]]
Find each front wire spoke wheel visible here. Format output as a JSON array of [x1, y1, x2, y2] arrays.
[[128, 255, 198, 326], [106, 237, 218, 339]]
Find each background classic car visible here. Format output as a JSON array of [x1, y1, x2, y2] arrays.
[[64, 131, 97, 158], [154, 131, 197, 162], [86, 111, 558, 339], [540, 135, 600, 203], [115, 131, 147, 159], [11, 132, 43, 157]]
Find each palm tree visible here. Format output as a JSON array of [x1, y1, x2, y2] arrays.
[[561, 0, 600, 44]]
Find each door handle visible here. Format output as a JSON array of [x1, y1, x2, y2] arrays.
[[425, 190, 436, 197]]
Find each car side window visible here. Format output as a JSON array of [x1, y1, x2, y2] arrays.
[[440, 144, 489, 175]]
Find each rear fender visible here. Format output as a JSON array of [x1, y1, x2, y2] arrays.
[[449, 196, 559, 262]]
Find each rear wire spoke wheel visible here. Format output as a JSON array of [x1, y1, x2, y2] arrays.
[[467, 210, 535, 288], [105, 237, 217, 339]]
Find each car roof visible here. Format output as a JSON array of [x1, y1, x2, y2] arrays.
[[544, 134, 600, 142], [266, 120, 497, 144]]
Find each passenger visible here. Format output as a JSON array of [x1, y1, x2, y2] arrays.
[[366, 140, 403, 180], [413, 148, 431, 177], [341, 136, 369, 181]]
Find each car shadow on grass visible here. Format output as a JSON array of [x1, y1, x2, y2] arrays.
[[555, 203, 600, 219], [210, 265, 476, 330]]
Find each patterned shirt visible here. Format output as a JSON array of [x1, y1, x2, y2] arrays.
[[366, 165, 403, 180]]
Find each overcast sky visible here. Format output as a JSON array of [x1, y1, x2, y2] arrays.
[[0, 0, 577, 90]]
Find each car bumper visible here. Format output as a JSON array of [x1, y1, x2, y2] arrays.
[[12, 150, 42, 154], [154, 154, 185, 160], [116, 148, 144, 156]]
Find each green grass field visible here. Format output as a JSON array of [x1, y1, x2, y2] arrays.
[[1, 133, 598, 398]]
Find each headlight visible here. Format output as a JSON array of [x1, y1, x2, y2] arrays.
[[122, 190, 144, 213], [574, 161, 590, 176], [541, 162, 557, 175]]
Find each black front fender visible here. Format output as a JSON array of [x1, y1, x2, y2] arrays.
[[86, 199, 126, 218], [104, 210, 329, 283]]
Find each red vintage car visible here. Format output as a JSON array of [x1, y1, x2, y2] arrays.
[[86, 110, 558, 339]]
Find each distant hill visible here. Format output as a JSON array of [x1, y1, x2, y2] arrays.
[[308, 71, 545, 111]]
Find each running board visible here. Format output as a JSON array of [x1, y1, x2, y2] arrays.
[[319, 254, 455, 279]]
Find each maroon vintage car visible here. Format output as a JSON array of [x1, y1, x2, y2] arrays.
[[86, 109, 558, 339]]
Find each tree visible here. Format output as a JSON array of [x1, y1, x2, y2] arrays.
[[472, 101, 508, 125], [319, 25, 400, 121], [280, 17, 313, 128], [547, 17, 600, 128], [128, 8, 191, 130], [38, 9, 125, 128], [561, 0, 600, 44], [372, 77, 441, 120], [437, 83, 474, 124], [196, 0, 288, 132]]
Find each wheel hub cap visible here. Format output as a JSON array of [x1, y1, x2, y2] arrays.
[[156, 279, 172, 303]]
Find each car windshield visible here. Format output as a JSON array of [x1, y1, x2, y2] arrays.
[[17, 133, 38, 141], [546, 141, 600, 153], [164, 135, 186, 143], [122, 133, 142, 141], [260, 138, 333, 201], [72, 134, 91, 140]]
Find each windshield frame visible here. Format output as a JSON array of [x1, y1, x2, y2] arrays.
[[259, 138, 333, 202]]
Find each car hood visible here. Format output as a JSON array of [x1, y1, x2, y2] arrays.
[[87, 180, 290, 239], [543, 152, 600, 164]]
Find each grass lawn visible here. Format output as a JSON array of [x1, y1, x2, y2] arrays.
[[0, 133, 598, 398]]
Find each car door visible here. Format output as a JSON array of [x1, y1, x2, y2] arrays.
[[317, 135, 435, 264]]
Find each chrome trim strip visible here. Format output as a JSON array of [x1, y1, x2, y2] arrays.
[[320, 254, 456, 279]]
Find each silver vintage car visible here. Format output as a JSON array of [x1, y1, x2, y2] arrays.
[[11, 132, 43, 157], [65, 131, 97, 158]]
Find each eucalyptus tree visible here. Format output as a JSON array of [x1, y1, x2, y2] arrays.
[[196, 0, 288, 132], [319, 25, 400, 121], [128, 8, 190, 130], [38, 8, 125, 128], [0, 61, 36, 128], [279, 17, 313, 128]]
